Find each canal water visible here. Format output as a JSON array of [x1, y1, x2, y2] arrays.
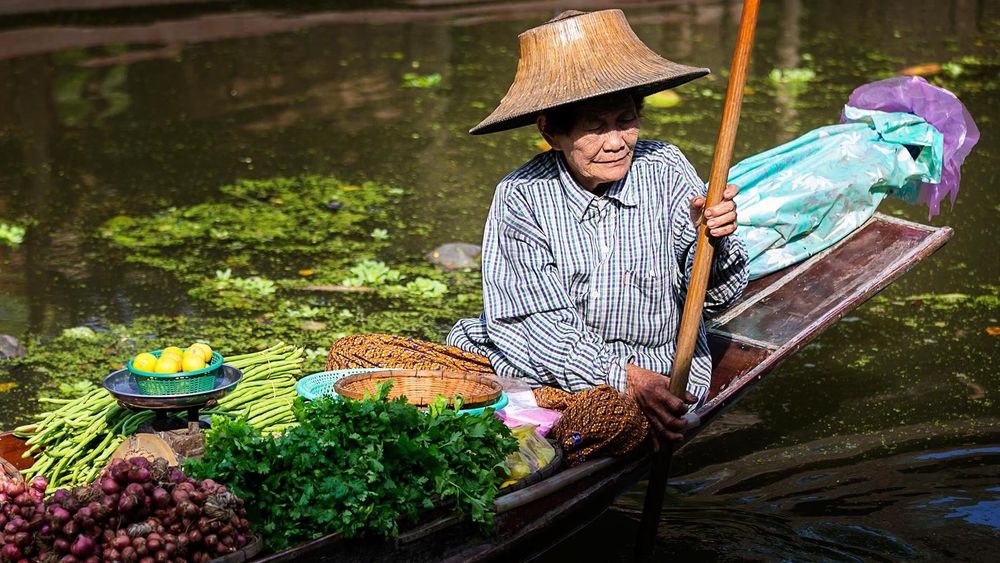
[[0, 0, 996, 560]]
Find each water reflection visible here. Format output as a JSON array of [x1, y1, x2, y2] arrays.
[[543, 422, 1000, 561]]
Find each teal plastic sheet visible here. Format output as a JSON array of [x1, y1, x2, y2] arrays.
[[731, 106, 943, 279]]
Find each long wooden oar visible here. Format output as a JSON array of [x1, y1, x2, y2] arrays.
[[635, 0, 760, 558]]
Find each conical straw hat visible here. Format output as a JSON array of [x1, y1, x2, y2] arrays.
[[470, 9, 709, 135]]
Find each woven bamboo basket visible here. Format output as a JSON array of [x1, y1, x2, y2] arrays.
[[334, 369, 502, 409]]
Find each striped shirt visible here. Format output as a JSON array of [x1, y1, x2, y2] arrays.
[[447, 140, 748, 406]]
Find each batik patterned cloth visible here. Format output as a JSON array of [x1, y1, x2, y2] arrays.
[[534, 385, 650, 466]]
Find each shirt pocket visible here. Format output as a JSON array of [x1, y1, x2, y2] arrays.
[[623, 270, 673, 346]]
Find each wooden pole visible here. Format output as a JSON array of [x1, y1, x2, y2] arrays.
[[635, 0, 760, 558]]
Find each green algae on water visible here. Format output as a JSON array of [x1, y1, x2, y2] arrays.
[[12, 174, 486, 399]]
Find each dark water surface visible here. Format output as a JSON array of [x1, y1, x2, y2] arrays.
[[0, 0, 997, 560]]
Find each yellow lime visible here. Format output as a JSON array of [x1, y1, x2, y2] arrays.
[[181, 354, 207, 373], [187, 343, 213, 362], [161, 346, 184, 362], [133, 352, 157, 372], [154, 356, 181, 374]]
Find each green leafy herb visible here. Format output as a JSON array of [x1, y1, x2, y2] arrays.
[[185, 383, 517, 551]]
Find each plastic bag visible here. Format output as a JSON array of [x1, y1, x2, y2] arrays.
[[501, 424, 557, 488], [732, 107, 943, 279], [844, 76, 980, 218], [496, 389, 562, 436]]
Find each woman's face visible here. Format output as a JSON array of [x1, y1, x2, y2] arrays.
[[539, 95, 640, 192]]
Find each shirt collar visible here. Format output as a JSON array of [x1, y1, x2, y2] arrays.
[[554, 151, 638, 221]]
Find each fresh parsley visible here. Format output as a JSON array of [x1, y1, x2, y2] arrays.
[[185, 382, 517, 551]]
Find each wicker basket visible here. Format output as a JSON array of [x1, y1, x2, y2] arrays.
[[334, 369, 502, 409]]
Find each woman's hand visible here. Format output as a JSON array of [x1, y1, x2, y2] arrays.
[[626, 364, 697, 449], [690, 183, 739, 238]]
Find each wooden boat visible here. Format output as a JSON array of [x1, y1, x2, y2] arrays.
[[0, 213, 952, 563]]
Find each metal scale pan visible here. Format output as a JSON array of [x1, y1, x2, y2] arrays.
[[102, 365, 243, 430]]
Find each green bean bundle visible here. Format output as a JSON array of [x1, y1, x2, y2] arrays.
[[14, 342, 305, 492], [208, 343, 304, 433], [14, 388, 154, 493]]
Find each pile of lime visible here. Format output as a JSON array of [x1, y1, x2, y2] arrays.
[[132, 343, 214, 374]]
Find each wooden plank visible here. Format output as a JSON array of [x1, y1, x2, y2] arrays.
[[714, 214, 951, 347]]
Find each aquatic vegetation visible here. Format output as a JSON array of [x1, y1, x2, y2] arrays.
[[769, 68, 816, 84], [213, 269, 277, 295], [0, 173, 486, 404], [0, 222, 25, 248], [100, 175, 402, 278], [402, 72, 443, 89], [60, 326, 96, 339], [340, 259, 402, 287], [403, 277, 449, 299]]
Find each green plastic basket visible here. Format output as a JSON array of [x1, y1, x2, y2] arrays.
[[127, 350, 224, 396], [295, 369, 509, 415]]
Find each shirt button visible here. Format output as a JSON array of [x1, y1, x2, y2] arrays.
[[590, 290, 599, 299]]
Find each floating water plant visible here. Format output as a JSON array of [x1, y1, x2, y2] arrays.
[[769, 67, 816, 84], [0, 222, 25, 248], [402, 72, 443, 89], [340, 259, 402, 287], [404, 277, 448, 299]]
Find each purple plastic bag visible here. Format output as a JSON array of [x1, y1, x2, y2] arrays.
[[842, 76, 980, 218]]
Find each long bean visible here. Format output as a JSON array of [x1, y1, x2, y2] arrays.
[[18, 343, 306, 491]]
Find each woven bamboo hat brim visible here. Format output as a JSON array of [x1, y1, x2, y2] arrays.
[[470, 9, 709, 135]]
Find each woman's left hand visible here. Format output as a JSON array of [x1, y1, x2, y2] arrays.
[[689, 183, 739, 238]]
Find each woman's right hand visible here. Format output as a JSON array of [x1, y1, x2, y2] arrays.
[[626, 364, 697, 448]]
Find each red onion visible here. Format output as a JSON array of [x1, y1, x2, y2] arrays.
[[110, 461, 130, 484], [50, 507, 71, 526], [100, 477, 121, 496], [74, 506, 93, 524], [2, 543, 22, 560], [70, 535, 95, 558], [114, 534, 131, 550], [128, 457, 151, 469], [118, 495, 139, 513], [124, 483, 144, 497], [53, 537, 70, 554], [30, 476, 47, 493], [151, 488, 170, 508]]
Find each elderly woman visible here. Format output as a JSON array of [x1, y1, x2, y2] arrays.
[[328, 9, 748, 460]]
